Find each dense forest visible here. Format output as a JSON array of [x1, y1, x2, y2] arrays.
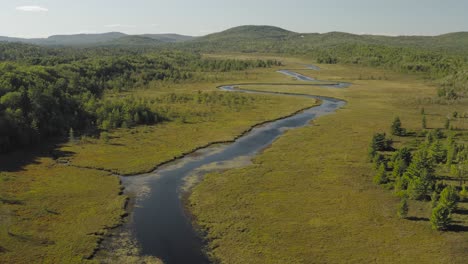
[[0, 44, 280, 153]]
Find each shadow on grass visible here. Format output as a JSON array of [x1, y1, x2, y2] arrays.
[[407, 216, 429, 222], [0, 198, 24, 205], [448, 224, 468, 233], [0, 138, 74, 173], [454, 208, 468, 215], [405, 131, 418, 137]]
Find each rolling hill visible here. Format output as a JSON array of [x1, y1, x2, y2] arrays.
[[0, 32, 194, 47], [187, 25, 468, 54]]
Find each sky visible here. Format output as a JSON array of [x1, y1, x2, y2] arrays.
[[1, 0, 467, 38]]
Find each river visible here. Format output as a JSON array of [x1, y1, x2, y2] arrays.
[[118, 68, 348, 264]]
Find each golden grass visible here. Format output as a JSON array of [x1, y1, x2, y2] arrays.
[[189, 63, 468, 263]]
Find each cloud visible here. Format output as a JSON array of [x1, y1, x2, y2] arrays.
[[16, 6, 48, 12], [104, 24, 137, 28]]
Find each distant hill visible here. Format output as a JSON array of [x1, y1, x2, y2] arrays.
[[187, 25, 468, 54], [141, 34, 194, 42], [0, 32, 195, 47], [201, 25, 297, 41], [0, 25, 467, 53]]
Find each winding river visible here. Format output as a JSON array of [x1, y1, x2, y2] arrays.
[[120, 68, 349, 264]]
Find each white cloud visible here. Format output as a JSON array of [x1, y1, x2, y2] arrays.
[[104, 24, 137, 28], [16, 6, 48, 12]]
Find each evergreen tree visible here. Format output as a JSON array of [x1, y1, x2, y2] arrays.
[[392, 158, 407, 179], [374, 163, 388, 185], [446, 144, 455, 168], [371, 133, 392, 151], [421, 108, 425, 115], [439, 186, 459, 211], [392, 147, 412, 165], [430, 204, 452, 231], [407, 176, 430, 200], [403, 149, 435, 180], [428, 140, 447, 164], [397, 197, 409, 219], [422, 116, 427, 129], [391, 116, 405, 136]]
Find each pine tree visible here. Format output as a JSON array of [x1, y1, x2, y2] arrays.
[[392, 158, 407, 179], [374, 163, 388, 185], [422, 116, 427, 129], [421, 107, 425, 115], [446, 145, 455, 168], [397, 197, 409, 219], [430, 204, 452, 231], [391, 116, 405, 136], [428, 140, 447, 164], [439, 186, 459, 211]]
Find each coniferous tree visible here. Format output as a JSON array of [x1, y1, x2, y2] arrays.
[[391, 116, 405, 136], [431, 204, 452, 231], [439, 186, 459, 211], [374, 163, 388, 185], [429, 140, 447, 164], [397, 197, 409, 219]]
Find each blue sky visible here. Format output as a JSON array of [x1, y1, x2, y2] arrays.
[[1, 0, 467, 38]]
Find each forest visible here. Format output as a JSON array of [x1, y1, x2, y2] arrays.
[[0, 44, 281, 153]]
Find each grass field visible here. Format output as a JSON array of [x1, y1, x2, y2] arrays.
[[0, 64, 316, 263], [189, 61, 468, 263]]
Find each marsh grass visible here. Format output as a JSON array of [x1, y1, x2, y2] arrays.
[[189, 62, 468, 263]]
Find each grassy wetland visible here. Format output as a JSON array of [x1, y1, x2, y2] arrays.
[[1, 24, 468, 264], [189, 60, 468, 263], [0, 58, 316, 263]]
